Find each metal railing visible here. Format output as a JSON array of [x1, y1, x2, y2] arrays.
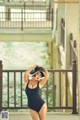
[[69, 33, 78, 68], [0, 0, 47, 4], [0, 4, 53, 30], [0, 60, 78, 114]]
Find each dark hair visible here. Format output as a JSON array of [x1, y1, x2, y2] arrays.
[[30, 66, 44, 77]]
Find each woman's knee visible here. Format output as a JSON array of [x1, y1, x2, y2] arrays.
[[39, 115, 46, 120]]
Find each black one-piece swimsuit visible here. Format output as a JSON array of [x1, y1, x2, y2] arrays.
[[25, 80, 45, 112]]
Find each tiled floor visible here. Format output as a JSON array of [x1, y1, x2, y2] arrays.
[[0, 112, 80, 120]]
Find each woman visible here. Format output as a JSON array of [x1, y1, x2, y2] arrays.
[[24, 65, 49, 120]]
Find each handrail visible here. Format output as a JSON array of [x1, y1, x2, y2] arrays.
[[69, 33, 78, 68], [0, 60, 78, 114], [60, 18, 65, 48], [0, 5, 53, 30]]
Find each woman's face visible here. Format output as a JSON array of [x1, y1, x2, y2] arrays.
[[34, 71, 41, 80]]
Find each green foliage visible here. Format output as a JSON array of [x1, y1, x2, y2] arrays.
[[2, 41, 57, 112]]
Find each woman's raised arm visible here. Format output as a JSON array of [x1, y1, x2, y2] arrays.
[[24, 65, 38, 85], [39, 67, 49, 88]]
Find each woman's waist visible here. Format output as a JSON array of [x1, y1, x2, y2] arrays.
[[28, 98, 45, 106], [28, 96, 44, 103]]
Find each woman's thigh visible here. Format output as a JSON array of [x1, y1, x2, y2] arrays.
[[29, 109, 40, 120], [39, 103, 47, 120]]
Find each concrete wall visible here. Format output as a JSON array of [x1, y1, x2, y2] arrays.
[[54, 3, 79, 68], [0, 31, 52, 42], [65, 4, 79, 69], [78, 0, 80, 114], [53, 1, 80, 113], [65, 4, 79, 114], [53, 3, 66, 109], [54, 3, 66, 68]]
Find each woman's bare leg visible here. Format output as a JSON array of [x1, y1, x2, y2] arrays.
[[29, 109, 40, 120], [39, 103, 47, 120]]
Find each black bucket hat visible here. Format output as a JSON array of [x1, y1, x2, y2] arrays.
[[30, 66, 44, 77]]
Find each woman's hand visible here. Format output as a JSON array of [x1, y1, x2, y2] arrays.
[[41, 67, 47, 72], [24, 65, 38, 85]]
